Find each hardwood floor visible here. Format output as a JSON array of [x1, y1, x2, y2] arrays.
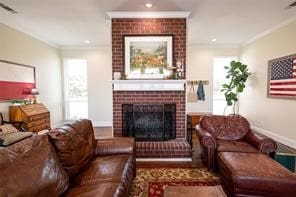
[[94, 127, 204, 168]]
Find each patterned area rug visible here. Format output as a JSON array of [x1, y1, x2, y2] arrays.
[[128, 168, 220, 197]]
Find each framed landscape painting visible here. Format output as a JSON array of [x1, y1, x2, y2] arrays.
[[267, 54, 296, 99], [124, 35, 173, 79]]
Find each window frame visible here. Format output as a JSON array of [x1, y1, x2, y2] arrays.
[[63, 58, 88, 120], [213, 56, 238, 115]]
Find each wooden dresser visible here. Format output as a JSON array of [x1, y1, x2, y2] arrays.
[[9, 103, 50, 133]]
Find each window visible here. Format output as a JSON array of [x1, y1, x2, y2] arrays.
[[213, 57, 237, 115], [63, 59, 88, 120]]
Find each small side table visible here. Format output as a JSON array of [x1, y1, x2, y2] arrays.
[[186, 112, 210, 147]]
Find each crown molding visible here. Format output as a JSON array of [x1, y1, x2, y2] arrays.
[[242, 16, 296, 47], [188, 43, 241, 49], [107, 12, 191, 19], [0, 21, 59, 48], [60, 45, 111, 50]]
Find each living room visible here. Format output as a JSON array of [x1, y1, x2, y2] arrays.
[[0, 0, 296, 196]]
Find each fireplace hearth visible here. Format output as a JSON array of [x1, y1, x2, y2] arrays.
[[122, 104, 176, 141]]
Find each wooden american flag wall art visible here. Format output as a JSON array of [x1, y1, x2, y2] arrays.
[[268, 54, 296, 99]]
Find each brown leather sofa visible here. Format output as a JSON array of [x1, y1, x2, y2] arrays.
[[196, 114, 277, 170], [0, 119, 136, 197]]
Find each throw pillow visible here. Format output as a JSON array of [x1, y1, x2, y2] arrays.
[[47, 119, 96, 178], [0, 124, 19, 134], [0, 131, 33, 146]]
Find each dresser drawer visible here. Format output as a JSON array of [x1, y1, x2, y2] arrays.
[[29, 123, 51, 133], [29, 113, 50, 121], [26, 119, 49, 128]]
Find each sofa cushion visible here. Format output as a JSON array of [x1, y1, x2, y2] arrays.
[[64, 182, 125, 197], [72, 154, 135, 190], [67, 119, 96, 150], [217, 140, 259, 153], [48, 119, 96, 177], [200, 114, 250, 140], [0, 135, 69, 196]]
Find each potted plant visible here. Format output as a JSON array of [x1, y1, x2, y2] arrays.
[[221, 61, 251, 114]]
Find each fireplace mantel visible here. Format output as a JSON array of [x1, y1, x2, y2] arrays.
[[112, 80, 186, 91]]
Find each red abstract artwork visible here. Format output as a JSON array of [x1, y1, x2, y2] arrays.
[[0, 60, 36, 101]]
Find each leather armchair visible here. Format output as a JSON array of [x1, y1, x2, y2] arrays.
[[196, 114, 277, 171], [196, 126, 217, 170]]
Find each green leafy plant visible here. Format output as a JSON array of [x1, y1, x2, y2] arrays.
[[11, 99, 25, 105], [221, 61, 251, 114]]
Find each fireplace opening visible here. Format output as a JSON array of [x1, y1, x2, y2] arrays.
[[122, 104, 176, 141]]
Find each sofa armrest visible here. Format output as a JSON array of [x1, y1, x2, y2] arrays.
[[94, 137, 135, 156], [244, 131, 277, 154], [196, 125, 216, 149]]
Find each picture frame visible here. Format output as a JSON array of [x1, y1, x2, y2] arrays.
[[0, 60, 36, 101], [124, 35, 173, 79], [267, 54, 296, 100]]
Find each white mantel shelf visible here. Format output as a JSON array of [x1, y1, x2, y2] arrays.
[[112, 80, 186, 91]]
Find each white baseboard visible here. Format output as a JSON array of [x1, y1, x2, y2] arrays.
[[52, 121, 112, 128], [52, 121, 69, 128], [136, 158, 192, 162], [251, 125, 296, 149], [92, 121, 112, 127]]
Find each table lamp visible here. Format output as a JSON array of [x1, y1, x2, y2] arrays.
[[31, 88, 39, 104]]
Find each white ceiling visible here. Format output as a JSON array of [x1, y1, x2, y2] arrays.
[[0, 0, 295, 47]]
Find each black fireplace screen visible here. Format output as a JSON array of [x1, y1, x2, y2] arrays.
[[122, 104, 176, 141]]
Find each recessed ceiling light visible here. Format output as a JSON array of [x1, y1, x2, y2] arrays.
[[211, 38, 217, 42], [84, 40, 90, 44], [145, 2, 153, 8]]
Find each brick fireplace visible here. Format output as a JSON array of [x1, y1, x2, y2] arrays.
[[122, 104, 176, 141], [112, 18, 187, 138], [113, 91, 186, 138]]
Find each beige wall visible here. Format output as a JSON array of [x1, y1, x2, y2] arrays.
[[240, 20, 296, 148], [61, 47, 112, 126], [60, 46, 240, 127], [0, 23, 63, 125], [186, 45, 240, 113]]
